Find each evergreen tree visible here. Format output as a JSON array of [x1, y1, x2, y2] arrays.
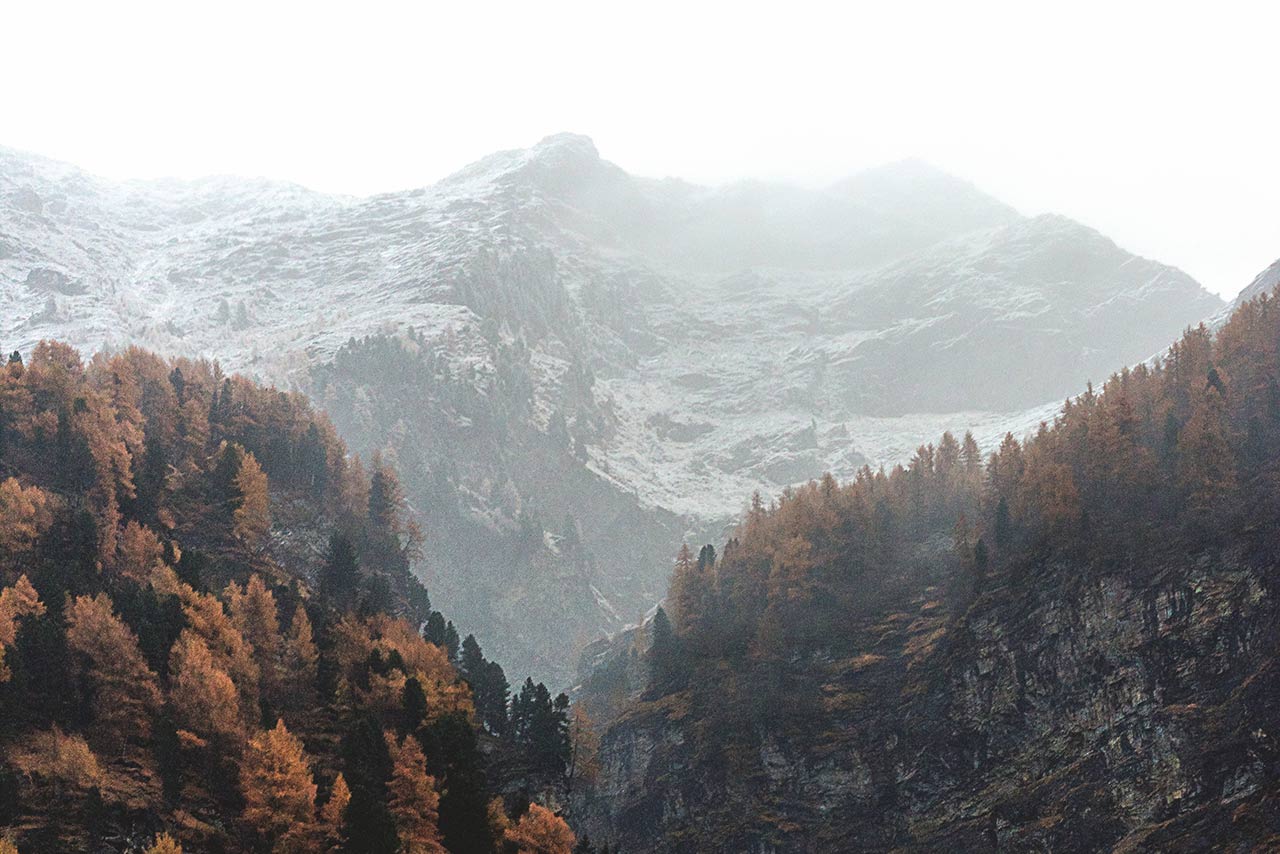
[[646, 606, 677, 696], [321, 532, 360, 607]]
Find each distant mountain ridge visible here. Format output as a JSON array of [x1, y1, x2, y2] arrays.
[[0, 135, 1224, 686]]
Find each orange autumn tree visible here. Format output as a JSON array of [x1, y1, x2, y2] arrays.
[[168, 631, 243, 747], [330, 614, 472, 722], [240, 719, 318, 853], [504, 803, 575, 854], [172, 584, 260, 722], [65, 592, 162, 745], [0, 575, 44, 682], [0, 479, 52, 568], [319, 772, 351, 851], [384, 732, 445, 854], [281, 605, 319, 710], [225, 574, 282, 699], [116, 520, 166, 583], [144, 833, 183, 854], [232, 450, 271, 546]]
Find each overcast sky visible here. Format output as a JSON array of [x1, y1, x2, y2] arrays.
[[2, 1, 1276, 298]]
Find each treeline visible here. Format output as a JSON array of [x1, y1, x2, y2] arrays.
[[650, 288, 1280, 687], [0, 343, 596, 853]]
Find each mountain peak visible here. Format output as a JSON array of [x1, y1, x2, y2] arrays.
[[530, 132, 599, 161], [438, 132, 610, 194], [1236, 257, 1280, 305]]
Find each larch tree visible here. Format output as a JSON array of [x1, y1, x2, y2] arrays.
[[0, 479, 52, 567], [232, 449, 271, 546], [116, 520, 165, 582], [282, 604, 320, 708], [320, 772, 351, 851], [384, 732, 446, 854], [65, 592, 162, 745], [143, 833, 183, 854], [176, 587, 260, 721], [168, 630, 243, 746], [226, 575, 282, 698], [0, 575, 44, 682], [1177, 385, 1238, 523], [504, 803, 576, 854], [241, 719, 319, 853]]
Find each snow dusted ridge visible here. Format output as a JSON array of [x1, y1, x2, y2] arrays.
[[0, 134, 1226, 683], [0, 129, 1223, 528]]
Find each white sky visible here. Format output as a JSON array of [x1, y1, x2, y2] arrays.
[[2, 0, 1276, 298]]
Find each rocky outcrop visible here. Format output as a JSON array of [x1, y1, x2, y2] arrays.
[[577, 546, 1280, 851]]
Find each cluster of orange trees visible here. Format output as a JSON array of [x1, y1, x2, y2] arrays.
[[0, 343, 581, 852]]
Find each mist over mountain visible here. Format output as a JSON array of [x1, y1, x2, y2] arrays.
[[0, 135, 1223, 686]]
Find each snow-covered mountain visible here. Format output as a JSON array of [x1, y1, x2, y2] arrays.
[[0, 135, 1223, 685]]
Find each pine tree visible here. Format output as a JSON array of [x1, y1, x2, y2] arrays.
[[403, 676, 429, 731], [646, 606, 677, 696], [321, 531, 361, 607]]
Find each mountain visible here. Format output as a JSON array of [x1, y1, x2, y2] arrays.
[[0, 136, 1223, 686], [1232, 257, 1280, 310], [573, 288, 1280, 852]]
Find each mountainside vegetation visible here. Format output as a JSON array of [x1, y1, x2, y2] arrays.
[[575, 288, 1280, 851], [0, 342, 592, 853]]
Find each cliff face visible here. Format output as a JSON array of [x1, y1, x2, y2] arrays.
[[578, 545, 1280, 852]]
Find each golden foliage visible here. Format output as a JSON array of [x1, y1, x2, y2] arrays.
[[487, 797, 511, 842], [225, 574, 281, 697], [282, 605, 319, 706], [176, 586, 260, 719], [65, 592, 161, 742], [384, 732, 445, 854], [319, 772, 351, 849], [0, 478, 52, 563], [8, 727, 102, 791], [0, 574, 45, 682], [168, 631, 243, 745], [232, 450, 271, 546], [331, 614, 473, 723], [144, 832, 183, 854], [240, 719, 318, 853], [504, 803, 575, 854], [117, 520, 165, 582]]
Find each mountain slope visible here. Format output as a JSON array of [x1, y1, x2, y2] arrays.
[[0, 136, 1224, 685], [574, 288, 1280, 852]]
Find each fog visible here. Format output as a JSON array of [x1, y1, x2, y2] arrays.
[[2, 0, 1276, 297]]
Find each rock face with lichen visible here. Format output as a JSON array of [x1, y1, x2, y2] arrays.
[[576, 545, 1280, 852]]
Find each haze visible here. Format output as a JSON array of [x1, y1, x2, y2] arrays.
[[2, 0, 1276, 298]]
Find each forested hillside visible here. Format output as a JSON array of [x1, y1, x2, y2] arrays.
[[576, 288, 1280, 851], [0, 342, 590, 853]]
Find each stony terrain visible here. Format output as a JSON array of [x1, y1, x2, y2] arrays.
[[574, 542, 1280, 852]]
